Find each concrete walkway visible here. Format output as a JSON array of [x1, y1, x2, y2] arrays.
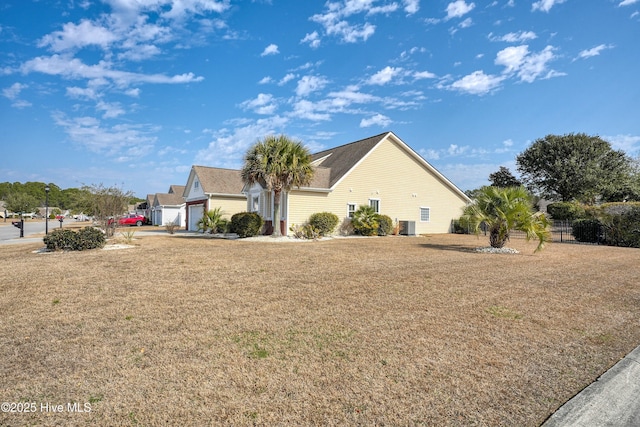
[[542, 345, 640, 426]]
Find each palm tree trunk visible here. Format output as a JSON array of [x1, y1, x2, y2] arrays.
[[272, 190, 281, 237], [489, 224, 509, 248]]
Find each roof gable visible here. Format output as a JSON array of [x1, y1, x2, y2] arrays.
[[187, 166, 244, 196], [310, 132, 387, 188]]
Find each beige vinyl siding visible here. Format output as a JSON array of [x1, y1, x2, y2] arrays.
[[208, 196, 247, 219], [288, 136, 467, 235]]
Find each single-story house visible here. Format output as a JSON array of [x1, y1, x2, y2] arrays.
[[244, 131, 471, 235], [151, 187, 186, 227], [183, 166, 246, 231]]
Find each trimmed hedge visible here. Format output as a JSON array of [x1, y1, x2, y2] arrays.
[[547, 202, 585, 220], [571, 219, 603, 243], [308, 212, 339, 236], [229, 212, 264, 238], [602, 206, 640, 248], [43, 227, 106, 251]]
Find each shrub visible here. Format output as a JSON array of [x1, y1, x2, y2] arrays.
[[43, 227, 105, 251], [289, 224, 320, 240], [43, 229, 78, 251], [351, 205, 379, 236], [602, 206, 640, 248], [571, 219, 603, 243], [165, 221, 179, 234], [230, 212, 264, 238], [377, 214, 393, 236], [547, 202, 586, 221], [75, 227, 106, 250], [308, 212, 339, 236]]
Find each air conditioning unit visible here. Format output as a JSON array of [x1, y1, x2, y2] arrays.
[[399, 220, 416, 236]]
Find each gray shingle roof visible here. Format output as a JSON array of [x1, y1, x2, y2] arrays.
[[310, 132, 388, 188], [154, 192, 184, 206], [192, 166, 244, 195]]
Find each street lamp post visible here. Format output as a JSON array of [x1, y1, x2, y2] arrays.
[[45, 185, 50, 235]]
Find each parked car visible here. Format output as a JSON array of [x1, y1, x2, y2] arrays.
[[118, 214, 145, 227]]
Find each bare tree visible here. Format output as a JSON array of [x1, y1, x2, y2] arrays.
[[78, 184, 133, 237]]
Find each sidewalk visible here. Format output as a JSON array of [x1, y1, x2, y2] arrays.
[[542, 345, 640, 426]]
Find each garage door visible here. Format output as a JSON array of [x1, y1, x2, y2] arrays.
[[188, 204, 204, 231]]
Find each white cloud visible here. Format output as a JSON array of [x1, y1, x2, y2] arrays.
[[52, 111, 157, 158], [21, 54, 204, 86], [196, 115, 289, 167], [295, 75, 329, 97], [604, 134, 640, 155], [414, 70, 437, 79], [450, 70, 504, 95], [278, 73, 296, 85], [367, 66, 403, 85], [301, 31, 321, 48], [445, 1, 475, 20], [258, 76, 273, 84], [360, 113, 392, 128], [239, 93, 277, 115], [290, 99, 332, 121], [2, 82, 28, 99], [309, 1, 386, 43], [96, 100, 126, 119], [619, 0, 640, 5], [532, 0, 567, 13], [261, 44, 279, 56], [495, 45, 561, 83], [488, 31, 537, 43], [495, 45, 530, 74], [576, 44, 615, 60], [404, 0, 420, 14], [38, 20, 118, 52]]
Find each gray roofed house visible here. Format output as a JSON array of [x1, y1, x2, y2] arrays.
[[182, 166, 247, 231]]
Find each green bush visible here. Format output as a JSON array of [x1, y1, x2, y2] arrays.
[[308, 212, 339, 236], [377, 214, 393, 236], [571, 219, 603, 243], [43, 227, 105, 251], [75, 227, 106, 250], [602, 206, 640, 248], [230, 212, 264, 238], [547, 202, 586, 220], [351, 205, 379, 236]]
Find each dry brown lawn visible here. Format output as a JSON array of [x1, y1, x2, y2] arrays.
[[1, 233, 638, 426]]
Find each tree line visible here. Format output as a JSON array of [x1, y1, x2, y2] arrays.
[[472, 133, 640, 203]]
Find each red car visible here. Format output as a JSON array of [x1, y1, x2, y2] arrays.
[[118, 214, 145, 226]]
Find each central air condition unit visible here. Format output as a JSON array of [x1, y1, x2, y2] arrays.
[[399, 220, 416, 236]]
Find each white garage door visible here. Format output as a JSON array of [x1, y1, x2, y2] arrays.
[[188, 204, 204, 231]]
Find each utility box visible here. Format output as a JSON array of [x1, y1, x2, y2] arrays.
[[399, 220, 416, 236]]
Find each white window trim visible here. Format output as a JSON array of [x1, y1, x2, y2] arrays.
[[347, 203, 356, 218], [420, 206, 431, 222]]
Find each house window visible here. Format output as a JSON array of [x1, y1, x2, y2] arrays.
[[420, 207, 430, 222], [194, 180, 199, 189], [369, 199, 380, 214], [347, 203, 356, 218], [252, 196, 259, 212]]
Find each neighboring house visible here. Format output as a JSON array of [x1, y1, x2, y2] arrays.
[[183, 166, 247, 231], [244, 131, 471, 236], [151, 191, 186, 227]]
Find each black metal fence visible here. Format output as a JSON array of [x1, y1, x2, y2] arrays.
[[451, 220, 604, 245]]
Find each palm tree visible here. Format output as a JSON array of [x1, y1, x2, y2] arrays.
[[241, 135, 314, 236], [463, 186, 551, 252]]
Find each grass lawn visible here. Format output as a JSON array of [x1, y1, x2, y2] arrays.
[[1, 233, 638, 426]]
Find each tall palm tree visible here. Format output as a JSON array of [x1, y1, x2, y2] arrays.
[[241, 134, 314, 236], [463, 186, 551, 252]]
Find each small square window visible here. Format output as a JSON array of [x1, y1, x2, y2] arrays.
[[420, 207, 430, 222]]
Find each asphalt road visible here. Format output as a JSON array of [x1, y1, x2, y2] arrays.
[[0, 219, 63, 244]]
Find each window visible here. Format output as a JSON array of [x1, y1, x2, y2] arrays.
[[420, 207, 430, 222], [194, 180, 199, 189], [347, 203, 356, 218], [369, 199, 380, 213], [252, 196, 259, 212]]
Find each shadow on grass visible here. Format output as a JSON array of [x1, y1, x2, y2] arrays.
[[417, 242, 477, 253]]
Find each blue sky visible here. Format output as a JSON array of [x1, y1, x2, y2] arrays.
[[1, 0, 639, 198]]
